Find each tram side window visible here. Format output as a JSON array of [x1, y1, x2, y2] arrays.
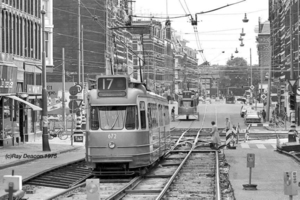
[[164, 106, 170, 125], [148, 103, 157, 128], [90, 107, 99, 130], [125, 106, 139, 130], [147, 103, 152, 129], [152, 103, 158, 128], [140, 101, 146, 129], [159, 105, 163, 126]]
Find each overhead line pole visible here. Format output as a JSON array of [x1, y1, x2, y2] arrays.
[[41, 8, 51, 151], [77, 0, 81, 83]]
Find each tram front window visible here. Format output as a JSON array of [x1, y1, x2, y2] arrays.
[[182, 101, 192, 107], [90, 106, 138, 130]]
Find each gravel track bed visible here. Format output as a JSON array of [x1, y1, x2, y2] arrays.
[[164, 152, 216, 200]]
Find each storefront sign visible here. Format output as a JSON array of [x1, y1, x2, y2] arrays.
[[0, 79, 13, 88], [27, 85, 42, 94], [0, 65, 18, 93]]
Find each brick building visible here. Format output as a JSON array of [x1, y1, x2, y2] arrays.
[[269, 0, 300, 122], [50, 0, 133, 82]]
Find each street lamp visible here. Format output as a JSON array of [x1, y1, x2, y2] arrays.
[[243, 13, 249, 23], [41, 9, 51, 151]]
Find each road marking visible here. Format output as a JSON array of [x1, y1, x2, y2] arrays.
[[256, 144, 266, 149], [240, 143, 250, 148], [271, 144, 276, 149]]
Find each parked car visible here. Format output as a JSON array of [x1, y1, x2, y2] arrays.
[[236, 97, 246, 104], [245, 111, 261, 124]]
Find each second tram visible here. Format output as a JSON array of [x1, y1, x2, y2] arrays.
[[178, 91, 199, 120]]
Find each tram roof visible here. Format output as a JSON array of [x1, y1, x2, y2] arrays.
[[88, 87, 167, 105]]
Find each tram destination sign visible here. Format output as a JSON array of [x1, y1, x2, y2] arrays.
[[97, 76, 127, 98]]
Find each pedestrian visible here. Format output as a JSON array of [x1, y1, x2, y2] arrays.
[[210, 121, 221, 149], [225, 118, 231, 132], [262, 109, 266, 122], [171, 107, 175, 121]]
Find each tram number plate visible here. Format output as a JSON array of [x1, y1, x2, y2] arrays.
[[108, 133, 116, 139]]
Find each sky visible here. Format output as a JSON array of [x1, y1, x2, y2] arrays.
[[134, 0, 269, 66]]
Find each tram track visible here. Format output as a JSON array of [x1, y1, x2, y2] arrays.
[[20, 104, 228, 199], [102, 104, 223, 200]]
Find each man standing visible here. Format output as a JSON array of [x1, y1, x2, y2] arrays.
[[261, 109, 266, 122], [210, 121, 221, 149], [171, 107, 175, 121]]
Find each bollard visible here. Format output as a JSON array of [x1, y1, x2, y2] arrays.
[[4, 170, 24, 200], [284, 171, 298, 199], [86, 179, 100, 200]]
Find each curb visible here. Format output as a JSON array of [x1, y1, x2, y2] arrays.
[[276, 148, 300, 163], [0, 146, 83, 170]]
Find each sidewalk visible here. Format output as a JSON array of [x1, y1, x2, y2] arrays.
[[225, 145, 300, 200], [0, 136, 84, 169]]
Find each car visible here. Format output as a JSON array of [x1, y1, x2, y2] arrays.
[[236, 97, 246, 104], [245, 111, 261, 124]]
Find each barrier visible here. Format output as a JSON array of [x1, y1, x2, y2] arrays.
[[226, 127, 237, 149], [249, 123, 271, 127]]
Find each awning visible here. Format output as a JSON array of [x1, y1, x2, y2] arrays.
[[7, 96, 42, 111]]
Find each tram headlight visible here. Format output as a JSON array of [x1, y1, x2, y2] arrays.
[[108, 142, 116, 149]]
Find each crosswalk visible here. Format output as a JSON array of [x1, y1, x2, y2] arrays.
[[237, 143, 277, 149]]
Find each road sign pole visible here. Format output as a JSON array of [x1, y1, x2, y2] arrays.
[[71, 101, 74, 147]]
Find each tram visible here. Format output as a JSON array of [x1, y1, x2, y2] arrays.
[[85, 75, 171, 175], [178, 91, 199, 120]]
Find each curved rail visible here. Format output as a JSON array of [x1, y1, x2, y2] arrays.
[[156, 104, 209, 200], [215, 151, 221, 200]]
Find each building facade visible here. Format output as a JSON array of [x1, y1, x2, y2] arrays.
[[0, 0, 48, 146], [269, 0, 300, 122], [50, 0, 133, 83]]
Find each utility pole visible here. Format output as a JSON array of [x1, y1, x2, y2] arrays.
[[266, 56, 272, 121], [81, 25, 84, 94], [250, 48, 253, 104], [62, 48, 66, 133], [41, 8, 51, 151], [77, 0, 81, 83], [289, 2, 297, 140]]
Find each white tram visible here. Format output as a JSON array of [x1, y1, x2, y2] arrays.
[[86, 75, 171, 175]]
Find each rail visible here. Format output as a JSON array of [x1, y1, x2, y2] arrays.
[[156, 104, 209, 200], [215, 150, 221, 200]]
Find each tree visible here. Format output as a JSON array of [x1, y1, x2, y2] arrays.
[[226, 57, 247, 67]]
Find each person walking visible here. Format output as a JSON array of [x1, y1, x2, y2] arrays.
[[225, 118, 231, 132], [171, 107, 175, 121], [210, 121, 221, 149], [261, 109, 266, 122]]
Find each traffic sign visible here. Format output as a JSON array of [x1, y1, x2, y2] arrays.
[[247, 153, 255, 168], [69, 100, 79, 110], [75, 84, 83, 93], [250, 85, 254, 90], [261, 94, 266, 101], [297, 87, 300, 96], [69, 86, 79, 96]]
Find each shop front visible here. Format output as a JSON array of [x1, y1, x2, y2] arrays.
[[25, 85, 42, 142], [0, 65, 42, 147]]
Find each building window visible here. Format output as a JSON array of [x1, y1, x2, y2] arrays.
[[44, 0, 48, 17], [45, 31, 49, 58], [2, 11, 4, 53]]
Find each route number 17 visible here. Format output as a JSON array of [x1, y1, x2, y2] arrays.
[[102, 79, 113, 90]]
